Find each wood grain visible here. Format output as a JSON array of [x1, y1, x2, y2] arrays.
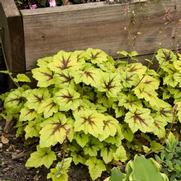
[[21, 0, 181, 71], [0, 0, 25, 72]]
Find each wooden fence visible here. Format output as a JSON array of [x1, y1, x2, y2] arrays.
[[0, 0, 181, 72]]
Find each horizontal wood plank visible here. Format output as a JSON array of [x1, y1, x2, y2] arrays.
[[21, 0, 181, 70], [0, 0, 26, 72]]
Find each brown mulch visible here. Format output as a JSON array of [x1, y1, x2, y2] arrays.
[[0, 120, 90, 181]]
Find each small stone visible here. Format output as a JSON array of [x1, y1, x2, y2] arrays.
[[0, 142, 3, 149]]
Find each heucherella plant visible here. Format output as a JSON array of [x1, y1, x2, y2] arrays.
[[0, 48, 181, 180]]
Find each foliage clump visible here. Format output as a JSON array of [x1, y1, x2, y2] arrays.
[[0, 48, 180, 180]]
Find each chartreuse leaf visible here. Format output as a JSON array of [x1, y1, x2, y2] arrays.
[[37, 56, 53, 67], [84, 48, 109, 65], [151, 114, 167, 139], [54, 87, 80, 111], [98, 56, 116, 72], [73, 132, 89, 147], [113, 145, 127, 162], [120, 71, 140, 88], [124, 108, 154, 133], [26, 146, 56, 168], [70, 142, 87, 165], [25, 88, 50, 110], [156, 48, 177, 65], [74, 64, 102, 87], [127, 63, 147, 78], [112, 103, 125, 118], [173, 60, 181, 73], [13, 74, 31, 83], [118, 92, 142, 110], [121, 124, 134, 142], [25, 117, 42, 139], [104, 125, 124, 146], [175, 101, 181, 123], [85, 157, 106, 180], [98, 115, 120, 141], [74, 110, 104, 138], [38, 98, 59, 118], [32, 67, 54, 87], [4, 88, 25, 113], [84, 138, 102, 157], [48, 51, 79, 73], [39, 113, 73, 147], [101, 144, 116, 164], [53, 69, 75, 88], [47, 157, 72, 181], [19, 105, 37, 122], [98, 73, 121, 98]]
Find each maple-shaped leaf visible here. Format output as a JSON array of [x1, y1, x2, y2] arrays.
[[48, 51, 79, 73], [112, 103, 125, 118], [25, 117, 42, 139], [113, 145, 127, 162], [74, 110, 104, 138], [100, 144, 116, 164], [151, 114, 167, 139], [13, 74, 31, 83], [37, 56, 53, 67], [96, 92, 115, 108], [38, 98, 59, 118], [98, 115, 120, 141], [39, 113, 73, 147], [84, 138, 102, 157], [73, 132, 89, 147], [173, 60, 181, 73], [133, 75, 159, 102], [47, 157, 72, 181], [32, 67, 54, 87], [70, 142, 87, 165], [98, 73, 121, 98], [173, 72, 181, 87], [84, 48, 109, 65], [121, 124, 134, 142], [25, 88, 50, 110], [124, 108, 154, 133], [4, 88, 25, 113], [157, 106, 173, 123], [156, 48, 177, 64], [104, 125, 124, 146], [127, 63, 147, 78], [118, 93, 142, 110], [72, 50, 85, 63], [19, 105, 37, 122], [85, 157, 106, 180], [98, 56, 116, 72], [163, 74, 178, 87], [53, 70, 75, 88], [134, 83, 158, 104], [175, 101, 181, 123], [74, 64, 102, 87], [120, 71, 140, 88], [54, 87, 80, 111], [26, 146, 56, 168], [140, 75, 160, 90]]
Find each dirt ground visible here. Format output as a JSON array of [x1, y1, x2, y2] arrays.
[[0, 120, 90, 181]]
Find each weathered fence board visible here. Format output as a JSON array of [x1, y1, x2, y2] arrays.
[[21, 0, 181, 70], [0, 0, 181, 71], [0, 0, 25, 72]]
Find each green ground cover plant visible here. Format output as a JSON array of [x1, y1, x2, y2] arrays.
[[0, 48, 180, 180]]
